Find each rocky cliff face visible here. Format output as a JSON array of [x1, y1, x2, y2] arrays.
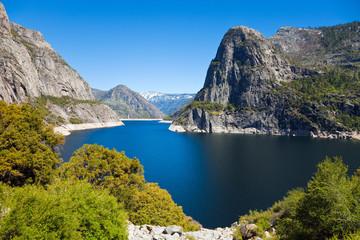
[[93, 85, 165, 119], [170, 23, 360, 139], [269, 22, 360, 67], [0, 2, 10, 36], [196, 26, 300, 106], [0, 2, 122, 126], [170, 26, 308, 135]]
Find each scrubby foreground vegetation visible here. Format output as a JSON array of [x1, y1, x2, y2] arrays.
[[235, 157, 360, 240], [1, 100, 360, 240], [0, 101, 199, 239]]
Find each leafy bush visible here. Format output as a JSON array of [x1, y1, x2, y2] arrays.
[[130, 182, 199, 231], [238, 210, 272, 238], [327, 231, 360, 240], [275, 157, 360, 240], [36, 95, 100, 107], [182, 101, 225, 113], [238, 157, 360, 240], [0, 180, 128, 239], [0, 101, 63, 186], [69, 117, 84, 124], [270, 188, 305, 218], [295, 157, 360, 239], [61, 144, 200, 230], [60, 144, 145, 208]]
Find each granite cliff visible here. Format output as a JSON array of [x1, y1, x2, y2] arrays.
[[0, 2, 122, 128], [170, 22, 360, 139], [93, 85, 165, 119]]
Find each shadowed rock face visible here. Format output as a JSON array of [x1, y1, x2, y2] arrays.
[[170, 24, 360, 139], [0, 2, 122, 125]]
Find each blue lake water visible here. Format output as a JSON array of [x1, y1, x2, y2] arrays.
[[59, 121, 360, 228]]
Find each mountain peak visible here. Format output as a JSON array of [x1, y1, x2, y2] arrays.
[[0, 2, 11, 36], [92, 85, 165, 119]]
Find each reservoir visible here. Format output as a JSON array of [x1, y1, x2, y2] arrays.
[[59, 121, 360, 228]]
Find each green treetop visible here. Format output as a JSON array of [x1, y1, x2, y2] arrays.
[[0, 101, 63, 186]]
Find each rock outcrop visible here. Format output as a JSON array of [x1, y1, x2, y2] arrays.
[[170, 26, 308, 135], [127, 223, 235, 240], [170, 23, 360, 139], [93, 85, 165, 119], [0, 2, 10, 36], [0, 21, 94, 102], [0, 1, 123, 128], [269, 22, 360, 67], [197, 26, 300, 106]]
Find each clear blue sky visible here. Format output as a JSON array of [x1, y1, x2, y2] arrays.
[[2, 0, 359, 93]]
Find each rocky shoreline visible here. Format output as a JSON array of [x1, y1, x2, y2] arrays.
[[120, 119, 163, 121], [54, 122, 124, 136], [127, 223, 236, 240], [169, 123, 360, 141]]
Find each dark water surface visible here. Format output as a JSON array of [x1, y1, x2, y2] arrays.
[[59, 121, 360, 228]]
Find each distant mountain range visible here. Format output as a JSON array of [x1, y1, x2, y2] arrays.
[[140, 92, 195, 115], [92, 85, 165, 119]]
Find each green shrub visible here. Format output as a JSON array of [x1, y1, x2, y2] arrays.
[[69, 117, 84, 124], [238, 210, 272, 238], [275, 157, 360, 240], [0, 180, 128, 239], [238, 157, 360, 240], [232, 230, 243, 240], [296, 157, 360, 239], [60, 144, 145, 207], [0, 101, 63, 186], [61, 144, 200, 231], [130, 182, 199, 231], [327, 231, 360, 240], [182, 101, 225, 113], [270, 188, 305, 218]]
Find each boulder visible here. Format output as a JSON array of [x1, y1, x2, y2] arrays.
[[240, 223, 257, 238], [163, 225, 183, 235]]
